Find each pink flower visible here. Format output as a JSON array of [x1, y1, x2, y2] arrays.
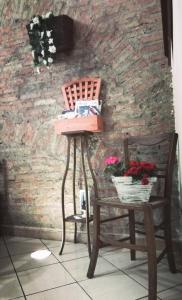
[[104, 156, 120, 165]]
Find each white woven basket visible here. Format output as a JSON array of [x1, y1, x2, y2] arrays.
[[112, 176, 157, 203]]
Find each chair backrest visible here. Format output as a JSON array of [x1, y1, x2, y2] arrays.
[[123, 132, 178, 198], [61, 77, 101, 110]]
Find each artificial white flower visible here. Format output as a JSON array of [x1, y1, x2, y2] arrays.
[[28, 12, 57, 69], [46, 30, 52, 37], [32, 16, 39, 24], [30, 23, 34, 30], [48, 38, 53, 44], [45, 11, 52, 18], [40, 40, 44, 47], [38, 56, 43, 63], [48, 45, 56, 53], [48, 57, 53, 63]]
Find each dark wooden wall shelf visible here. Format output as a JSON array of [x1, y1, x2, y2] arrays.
[[160, 0, 173, 66]]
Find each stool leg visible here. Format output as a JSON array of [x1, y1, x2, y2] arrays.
[[85, 136, 98, 199], [144, 205, 157, 300], [164, 206, 177, 273], [87, 202, 100, 278], [129, 210, 136, 260], [81, 136, 91, 257], [73, 137, 77, 243], [59, 137, 71, 255]]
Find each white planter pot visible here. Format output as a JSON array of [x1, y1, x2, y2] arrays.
[[112, 176, 157, 203], [111, 176, 133, 184]]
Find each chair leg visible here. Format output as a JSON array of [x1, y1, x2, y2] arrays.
[[164, 207, 177, 273], [144, 205, 157, 300], [87, 202, 100, 278], [129, 210, 136, 260]]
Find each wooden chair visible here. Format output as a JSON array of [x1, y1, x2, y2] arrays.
[[87, 132, 178, 300], [61, 77, 101, 110]]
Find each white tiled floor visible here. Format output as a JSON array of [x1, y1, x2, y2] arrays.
[[0, 236, 182, 300]]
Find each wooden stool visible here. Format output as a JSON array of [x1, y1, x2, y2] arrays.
[[59, 131, 98, 257]]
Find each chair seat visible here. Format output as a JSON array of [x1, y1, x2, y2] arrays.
[[96, 196, 167, 210]]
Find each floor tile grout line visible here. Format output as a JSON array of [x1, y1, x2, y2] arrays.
[[76, 281, 93, 300], [41, 239, 93, 299], [56, 247, 148, 300], [6, 238, 62, 273], [59, 261, 93, 299], [157, 281, 182, 294], [56, 254, 89, 263], [5, 240, 91, 275], [20, 282, 83, 298], [4, 237, 91, 299], [4, 238, 47, 258], [1, 237, 148, 298], [56, 251, 121, 284], [2, 237, 181, 300], [48, 242, 95, 298], [11, 296, 26, 300], [40, 240, 61, 249], [55, 255, 93, 299], [41, 239, 90, 262], [56, 246, 149, 296], [102, 253, 182, 297], [76, 269, 120, 284], [99, 247, 130, 256], [100, 254, 149, 293], [101, 251, 148, 269], [2, 236, 27, 300], [12, 261, 63, 274]]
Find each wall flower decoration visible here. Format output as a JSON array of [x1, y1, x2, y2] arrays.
[[26, 13, 74, 70], [26, 12, 57, 68]]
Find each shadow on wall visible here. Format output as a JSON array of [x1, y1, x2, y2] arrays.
[[0, 160, 12, 236], [55, 19, 108, 98]]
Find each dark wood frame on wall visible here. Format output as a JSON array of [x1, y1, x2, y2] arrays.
[[160, 0, 173, 66]]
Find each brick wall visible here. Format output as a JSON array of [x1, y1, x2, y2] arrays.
[[0, 0, 175, 240]]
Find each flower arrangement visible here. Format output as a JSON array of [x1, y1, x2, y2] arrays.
[[104, 156, 156, 185], [26, 12, 57, 68]]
